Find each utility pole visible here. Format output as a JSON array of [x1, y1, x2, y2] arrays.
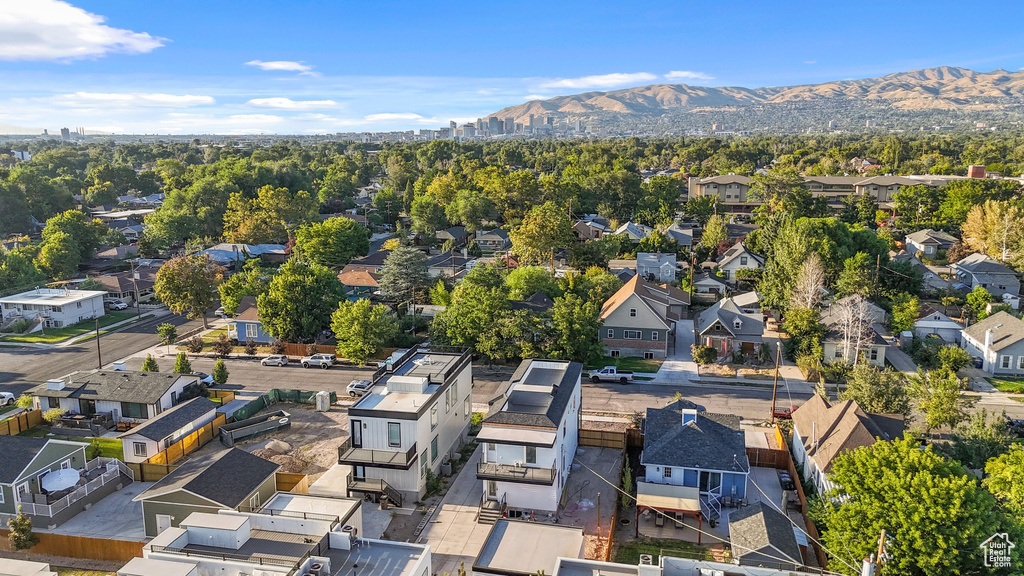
[[596, 492, 601, 542], [95, 318, 102, 369], [131, 258, 141, 321], [770, 342, 781, 424]]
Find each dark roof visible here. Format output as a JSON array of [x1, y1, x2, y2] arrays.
[[729, 501, 803, 565], [963, 311, 1024, 350], [485, 360, 582, 429], [642, 400, 749, 473], [120, 397, 218, 442], [0, 436, 48, 483], [510, 291, 554, 313], [349, 250, 392, 267], [31, 370, 196, 405], [139, 448, 279, 507], [436, 226, 468, 241]]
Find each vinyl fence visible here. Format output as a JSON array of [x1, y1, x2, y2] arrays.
[[0, 408, 42, 435]]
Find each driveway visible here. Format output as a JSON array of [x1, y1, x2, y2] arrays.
[[42, 481, 152, 540], [655, 320, 697, 383], [885, 346, 919, 375]]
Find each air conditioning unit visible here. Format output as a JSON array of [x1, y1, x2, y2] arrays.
[[639, 554, 653, 565], [514, 461, 523, 468]]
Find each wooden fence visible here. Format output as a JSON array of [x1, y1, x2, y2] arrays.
[[775, 425, 828, 569], [126, 413, 227, 482], [276, 472, 309, 494], [0, 409, 42, 435], [128, 461, 180, 482], [579, 428, 627, 450], [626, 427, 643, 448], [774, 424, 787, 450], [281, 342, 337, 357], [745, 447, 792, 470], [209, 389, 236, 404], [0, 529, 143, 563]]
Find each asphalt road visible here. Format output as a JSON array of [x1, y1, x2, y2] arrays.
[[0, 313, 205, 397]]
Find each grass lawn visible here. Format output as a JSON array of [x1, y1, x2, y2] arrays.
[[989, 377, 1024, 394], [15, 427, 124, 459], [585, 356, 664, 373], [0, 311, 136, 344], [613, 536, 708, 565], [0, 404, 19, 417]]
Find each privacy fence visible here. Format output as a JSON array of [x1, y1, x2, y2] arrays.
[[231, 389, 338, 422], [126, 413, 227, 482], [0, 408, 42, 435]]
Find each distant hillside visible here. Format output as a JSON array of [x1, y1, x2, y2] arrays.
[[491, 67, 1024, 133]]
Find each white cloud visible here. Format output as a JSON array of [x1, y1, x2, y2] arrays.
[[524, 94, 548, 101], [50, 92, 215, 107], [664, 70, 715, 81], [539, 72, 658, 90], [804, 60, 817, 65], [244, 60, 319, 76], [0, 0, 165, 61], [245, 97, 338, 110], [363, 112, 426, 122]]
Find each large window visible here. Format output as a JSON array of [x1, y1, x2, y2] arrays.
[[121, 402, 148, 419], [388, 422, 401, 447], [623, 330, 642, 340], [525, 446, 537, 464], [1002, 355, 1012, 369], [431, 436, 439, 462], [245, 323, 258, 338], [47, 397, 60, 410], [133, 442, 147, 458]]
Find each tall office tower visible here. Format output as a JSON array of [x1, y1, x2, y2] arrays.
[[450, 121, 457, 139], [488, 116, 500, 135], [505, 117, 515, 134]]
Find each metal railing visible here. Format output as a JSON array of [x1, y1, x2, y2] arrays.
[[16, 458, 133, 517], [346, 472, 403, 508], [476, 462, 556, 485], [337, 440, 417, 468]]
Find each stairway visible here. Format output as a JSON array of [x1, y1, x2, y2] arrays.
[[478, 500, 503, 525]]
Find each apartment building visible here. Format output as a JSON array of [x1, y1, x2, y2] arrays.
[[339, 346, 472, 505], [0, 288, 105, 328], [476, 359, 582, 517]]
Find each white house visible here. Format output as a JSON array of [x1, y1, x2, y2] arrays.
[[476, 359, 582, 516], [715, 241, 763, 282], [0, 288, 106, 328], [340, 346, 473, 505], [913, 305, 962, 344], [119, 397, 219, 463], [961, 311, 1024, 376], [30, 370, 201, 424]]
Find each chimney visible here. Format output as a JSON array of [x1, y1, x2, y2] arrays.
[[985, 329, 994, 350], [45, 379, 65, 391]]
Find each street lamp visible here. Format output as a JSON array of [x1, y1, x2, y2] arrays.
[[770, 342, 782, 425]]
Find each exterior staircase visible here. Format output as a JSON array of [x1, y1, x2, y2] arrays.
[[478, 493, 506, 525]]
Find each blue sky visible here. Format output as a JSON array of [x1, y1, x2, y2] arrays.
[[3, 0, 1024, 134]]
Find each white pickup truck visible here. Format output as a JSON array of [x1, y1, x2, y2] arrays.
[[588, 366, 634, 384]]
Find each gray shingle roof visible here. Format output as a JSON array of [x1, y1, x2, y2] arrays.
[[120, 397, 218, 442], [139, 448, 279, 508], [695, 297, 763, 340], [642, 400, 749, 473], [31, 370, 197, 406], [962, 311, 1024, 351], [485, 360, 582, 429], [0, 436, 48, 484], [509, 291, 554, 313], [729, 501, 803, 565], [716, 241, 764, 268], [905, 228, 957, 246]]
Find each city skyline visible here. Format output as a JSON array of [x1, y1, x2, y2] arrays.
[[3, 0, 1024, 134]]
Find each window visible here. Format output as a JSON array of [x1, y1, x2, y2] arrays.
[[610, 350, 620, 358], [0, 488, 4, 504], [714, 325, 722, 331], [60, 459, 71, 469], [869, 349, 878, 361], [663, 467, 672, 478], [431, 404, 438, 430], [47, 397, 60, 410], [606, 329, 614, 338], [834, 347, 843, 358], [652, 332, 659, 341], [1018, 356, 1024, 370], [629, 308, 637, 317], [421, 452, 428, 478], [1002, 355, 1012, 369], [388, 422, 401, 447], [133, 442, 147, 458], [740, 256, 748, 266], [464, 398, 471, 419], [250, 493, 260, 510], [525, 446, 537, 464], [121, 402, 148, 419], [644, 352, 655, 360], [245, 323, 258, 339], [431, 436, 439, 462], [623, 330, 642, 340]]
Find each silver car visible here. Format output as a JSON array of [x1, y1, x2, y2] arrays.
[[261, 354, 289, 367], [347, 380, 373, 397], [300, 353, 336, 369]]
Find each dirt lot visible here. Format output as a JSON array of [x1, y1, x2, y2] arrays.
[[235, 402, 351, 483]]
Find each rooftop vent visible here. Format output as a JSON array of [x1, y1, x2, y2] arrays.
[[45, 379, 65, 391]]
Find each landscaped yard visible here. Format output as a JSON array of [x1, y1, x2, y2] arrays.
[[0, 311, 137, 344], [586, 356, 664, 373], [989, 377, 1024, 394], [15, 427, 124, 459], [0, 404, 20, 417], [613, 536, 715, 565]]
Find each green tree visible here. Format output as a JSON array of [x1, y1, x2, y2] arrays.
[[432, 283, 510, 352], [636, 229, 679, 255], [890, 294, 919, 333], [173, 352, 193, 374], [223, 185, 318, 245], [372, 188, 401, 224], [293, 217, 370, 269], [938, 345, 972, 373], [838, 365, 911, 418], [835, 252, 873, 298], [699, 214, 728, 252], [505, 266, 560, 300], [781, 307, 825, 360], [680, 195, 717, 226], [217, 260, 273, 315], [7, 507, 39, 551], [908, 369, 974, 433], [257, 259, 345, 342], [547, 293, 604, 364], [331, 299, 399, 364], [155, 255, 224, 328], [508, 201, 574, 264], [141, 355, 159, 372], [748, 167, 811, 217], [213, 358, 229, 384], [985, 445, 1024, 514], [41, 209, 106, 261], [943, 409, 1013, 470], [157, 323, 178, 353], [817, 437, 1001, 576], [965, 285, 995, 319], [410, 195, 448, 238], [37, 229, 80, 280], [378, 246, 430, 306]]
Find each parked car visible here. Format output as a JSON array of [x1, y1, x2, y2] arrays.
[[193, 372, 215, 386], [261, 354, 289, 367], [301, 353, 336, 369], [105, 299, 129, 311], [588, 366, 634, 384], [347, 379, 373, 397], [0, 392, 15, 406], [214, 307, 226, 318], [772, 405, 799, 420]]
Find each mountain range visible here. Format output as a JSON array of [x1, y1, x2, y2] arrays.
[[490, 67, 1024, 133]]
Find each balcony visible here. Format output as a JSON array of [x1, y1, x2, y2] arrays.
[[337, 439, 417, 470], [477, 462, 556, 485]]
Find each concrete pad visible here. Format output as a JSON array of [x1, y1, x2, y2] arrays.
[[361, 500, 391, 539], [43, 481, 153, 540]]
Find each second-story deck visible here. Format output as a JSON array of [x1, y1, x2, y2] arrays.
[[476, 462, 556, 485], [337, 439, 418, 470]]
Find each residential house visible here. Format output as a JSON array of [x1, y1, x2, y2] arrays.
[[227, 296, 274, 344], [663, 222, 694, 249], [638, 400, 749, 532], [732, 291, 761, 314], [119, 397, 219, 464], [0, 288, 105, 328], [961, 311, 1024, 375], [474, 520, 585, 576], [613, 221, 654, 243], [820, 295, 890, 368], [600, 275, 690, 359], [636, 252, 677, 283], [95, 244, 139, 260], [510, 291, 555, 313], [346, 250, 391, 274], [340, 346, 473, 504], [791, 394, 905, 494], [30, 370, 202, 424], [477, 359, 582, 515], [476, 229, 511, 251], [135, 448, 279, 537], [436, 226, 469, 247], [694, 297, 764, 359], [337, 266, 381, 299], [890, 250, 948, 293], [92, 272, 155, 305], [728, 502, 804, 569], [904, 229, 958, 257], [951, 253, 1021, 297], [0, 436, 131, 527], [914, 304, 962, 344], [121, 508, 431, 576], [115, 224, 146, 243], [198, 243, 288, 266], [1, 560, 56, 576], [426, 251, 474, 278], [692, 272, 728, 295], [715, 241, 764, 282], [608, 258, 637, 276], [572, 214, 612, 241]]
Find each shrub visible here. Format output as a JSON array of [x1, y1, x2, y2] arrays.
[[141, 354, 159, 372], [213, 358, 229, 384], [42, 407, 67, 424], [8, 319, 32, 334], [173, 352, 193, 374], [820, 361, 852, 383], [87, 439, 102, 460], [306, 343, 319, 356], [796, 353, 821, 378], [185, 335, 204, 353], [212, 334, 233, 357], [691, 345, 717, 365], [270, 340, 286, 354], [938, 345, 972, 373], [7, 507, 39, 551], [424, 469, 444, 498], [15, 395, 33, 408], [244, 339, 258, 357]]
